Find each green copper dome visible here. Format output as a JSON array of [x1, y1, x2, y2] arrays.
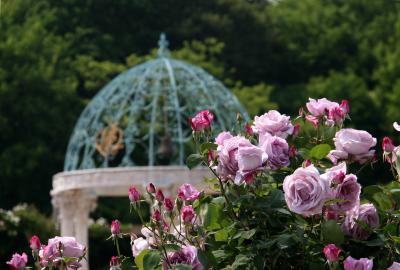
[[64, 34, 248, 171]]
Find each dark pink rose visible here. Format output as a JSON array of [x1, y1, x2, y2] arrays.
[[323, 244, 341, 262], [343, 256, 373, 270], [146, 183, 156, 194], [152, 210, 162, 222], [261, 135, 290, 170], [129, 186, 140, 202], [30, 235, 41, 251], [181, 205, 196, 223], [327, 106, 345, 126], [283, 165, 329, 216], [382, 136, 395, 152], [253, 110, 294, 139], [189, 110, 214, 132], [342, 203, 379, 240], [178, 184, 200, 202], [340, 100, 350, 114], [6, 253, 27, 270], [111, 220, 121, 235], [156, 189, 165, 202], [163, 245, 203, 270], [109, 256, 120, 267], [163, 198, 174, 212]]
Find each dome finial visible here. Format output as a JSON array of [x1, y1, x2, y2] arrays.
[[157, 32, 170, 58]]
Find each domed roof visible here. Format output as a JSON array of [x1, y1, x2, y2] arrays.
[[64, 34, 248, 171]]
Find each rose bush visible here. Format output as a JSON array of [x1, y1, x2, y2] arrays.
[[8, 99, 400, 269]]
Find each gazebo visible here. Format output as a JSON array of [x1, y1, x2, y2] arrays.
[[51, 34, 248, 269]]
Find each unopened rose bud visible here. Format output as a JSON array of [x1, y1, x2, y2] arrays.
[[323, 244, 341, 263], [128, 186, 140, 203], [340, 99, 350, 114], [109, 256, 120, 267], [163, 198, 174, 212], [29, 235, 41, 251], [152, 210, 162, 222], [332, 171, 346, 184], [146, 183, 156, 194], [303, 160, 312, 167], [292, 123, 300, 137], [288, 145, 297, 158], [110, 220, 121, 235], [156, 189, 164, 202], [244, 123, 254, 135], [382, 136, 395, 152], [189, 110, 214, 132], [181, 205, 196, 223]]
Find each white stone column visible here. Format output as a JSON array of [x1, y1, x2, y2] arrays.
[[53, 191, 78, 236]]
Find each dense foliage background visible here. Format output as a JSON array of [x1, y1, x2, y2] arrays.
[[1, 0, 400, 267]]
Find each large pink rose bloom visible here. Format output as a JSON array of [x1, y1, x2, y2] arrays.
[[163, 245, 203, 270], [343, 256, 373, 270], [217, 136, 267, 184], [283, 165, 329, 216], [41, 236, 85, 266], [306, 98, 339, 117], [253, 110, 294, 139], [6, 252, 28, 270], [261, 135, 290, 170], [342, 203, 379, 240], [215, 131, 233, 146], [328, 128, 376, 164], [330, 174, 361, 212]]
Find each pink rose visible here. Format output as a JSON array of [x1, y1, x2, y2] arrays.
[[111, 220, 121, 235], [306, 98, 339, 117], [343, 256, 373, 270], [327, 106, 345, 126], [328, 128, 376, 164], [235, 145, 267, 184], [181, 205, 196, 223], [41, 236, 85, 267], [216, 136, 253, 180], [129, 186, 140, 202], [189, 110, 214, 132], [261, 135, 290, 170], [132, 237, 151, 257], [30, 235, 41, 251], [156, 189, 165, 202], [283, 165, 329, 216], [177, 184, 200, 202], [215, 131, 233, 146], [388, 262, 400, 270], [152, 210, 162, 222], [342, 203, 379, 240], [253, 110, 294, 139], [163, 198, 174, 212], [163, 245, 203, 270], [328, 173, 361, 212], [341, 100, 350, 114], [323, 244, 341, 262], [6, 253, 28, 270], [109, 256, 120, 267]]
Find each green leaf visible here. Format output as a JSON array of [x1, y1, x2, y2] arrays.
[[198, 250, 217, 269], [186, 154, 204, 169], [135, 249, 151, 270], [143, 251, 160, 270], [203, 203, 224, 230], [309, 144, 331, 160], [372, 192, 392, 211], [215, 229, 229, 242], [164, 243, 181, 252], [321, 220, 344, 245], [200, 142, 217, 154], [231, 254, 251, 269]]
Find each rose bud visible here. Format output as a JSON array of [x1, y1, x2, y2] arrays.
[[303, 159, 312, 167], [181, 205, 196, 223], [156, 189, 165, 202], [293, 123, 300, 137], [244, 123, 254, 135], [164, 198, 174, 212], [332, 171, 346, 184], [340, 99, 350, 114], [382, 136, 395, 152], [128, 186, 140, 203], [288, 145, 297, 158], [146, 183, 156, 194], [323, 244, 341, 262], [29, 235, 41, 251], [189, 110, 214, 132], [109, 256, 120, 267], [152, 210, 162, 222], [111, 220, 121, 235], [207, 149, 215, 165]]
